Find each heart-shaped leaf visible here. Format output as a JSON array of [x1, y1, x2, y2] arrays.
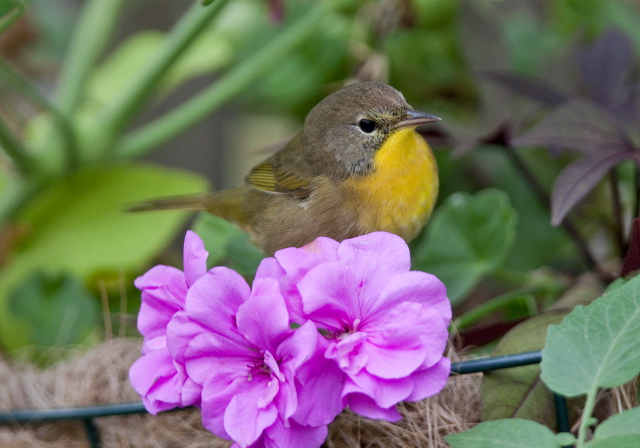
[[412, 189, 517, 304], [593, 407, 640, 439], [541, 273, 640, 396], [445, 418, 559, 448]]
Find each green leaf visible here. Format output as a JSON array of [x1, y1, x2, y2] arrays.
[[9, 271, 99, 349], [445, 419, 560, 448], [482, 311, 569, 426], [541, 273, 640, 396], [555, 433, 576, 447], [0, 163, 208, 352], [192, 212, 264, 277], [412, 189, 518, 304], [593, 407, 640, 439], [86, 30, 232, 109], [584, 435, 640, 448]]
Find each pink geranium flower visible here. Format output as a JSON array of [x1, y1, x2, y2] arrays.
[[129, 231, 208, 413], [268, 232, 452, 421], [169, 269, 344, 448]]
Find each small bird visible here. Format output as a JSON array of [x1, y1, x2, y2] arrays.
[[132, 82, 441, 255]]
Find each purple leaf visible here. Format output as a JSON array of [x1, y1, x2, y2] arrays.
[[577, 28, 635, 111], [511, 98, 631, 155], [483, 71, 569, 106], [551, 149, 638, 225]]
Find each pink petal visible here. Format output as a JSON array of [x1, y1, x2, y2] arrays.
[[404, 357, 451, 402], [376, 271, 451, 323], [343, 370, 414, 409], [185, 267, 250, 339], [325, 332, 368, 374], [255, 257, 306, 324], [274, 237, 340, 283], [363, 303, 449, 377], [201, 376, 245, 439], [292, 348, 345, 426], [129, 349, 180, 414], [264, 418, 328, 448], [345, 393, 402, 421], [135, 265, 186, 309], [336, 232, 410, 316], [183, 331, 254, 385], [237, 278, 291, 352], [183, 230, 208, 288], [297, 261, 360, 330], [225, 385, 279, 447]]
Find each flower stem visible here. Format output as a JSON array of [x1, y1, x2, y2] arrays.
[[114, 1, 332, 159], [55, 0, 125, 114], [576, 385, 598, 448], [99, 0, 230, 155]]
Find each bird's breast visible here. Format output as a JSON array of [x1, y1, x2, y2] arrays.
[[341, 128, 438, 241]]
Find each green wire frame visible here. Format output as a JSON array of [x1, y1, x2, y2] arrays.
[[0, 350, 570, 448]]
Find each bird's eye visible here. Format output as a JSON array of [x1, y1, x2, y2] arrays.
[[358, 119, 377, 133]]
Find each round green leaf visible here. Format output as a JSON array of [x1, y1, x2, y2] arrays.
[[0, 163, 208, 352], [541, 273, 640, 396], [584, 434, 640, 448], [593, 407, 640, 439], [412, 189, 518, 304], [445, 419, 559, 448]]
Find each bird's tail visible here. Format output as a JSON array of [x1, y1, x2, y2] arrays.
[[126, 194, 211, 212]]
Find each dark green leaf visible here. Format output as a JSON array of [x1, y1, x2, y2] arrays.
[[445, 418, 560, 448], [541, 273, 640, 396], [9, 271, 99, 349], [412, 189, 517, 304]]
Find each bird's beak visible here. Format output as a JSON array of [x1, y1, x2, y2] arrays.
[[394, 110, 441, 130]]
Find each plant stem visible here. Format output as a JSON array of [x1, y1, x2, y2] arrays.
[[0, 59, 79, 171], [576, 385, 598, 448], [99, 0, 230, 154], [454, 289, 536, 330], [0, 1, 25, 34], [609, 170, 626, 255], [55, 0, 125, 115], [0, 113, 34, 174], [115, 1, 332, 159], [502, 145, 606, 279]]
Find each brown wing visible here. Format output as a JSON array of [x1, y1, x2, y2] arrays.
[[245, 133, 314, 199]]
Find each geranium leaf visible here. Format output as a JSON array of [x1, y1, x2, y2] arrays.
[[8, 271, 100, 361], [584, 435, 640, 448], [511, 98, 631, 155], [481, 311, 573, 427], [593, 407, 640, 439], [411, 189, 517, 304], [621, 219, 640, 276], [0, 163, 208, 352], [445, 419, 559, 448], [550, 149, 636, 225], [577, 28, 634, 111], [541, 273, 640, 396], [483, 72, 569, 106]]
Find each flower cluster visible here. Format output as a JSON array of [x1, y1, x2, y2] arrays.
[[130, 231, 451, 448]]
